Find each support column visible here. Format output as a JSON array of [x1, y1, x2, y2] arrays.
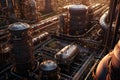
[[44, 0, 53, 13]]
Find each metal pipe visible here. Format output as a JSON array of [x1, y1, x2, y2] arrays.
[[7, 0, 15, 18], [17, 0, 25, 18], [84, 50, 105, 80], [73, 54, 94, 80], [108, 0, 114, 22], [111, 4, 120, 48], [104, 0, 117, 51], [99, 11, 108, 31]]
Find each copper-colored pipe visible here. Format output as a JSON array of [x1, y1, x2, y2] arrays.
[[111, 4, 120, 49], [104, 0, 117, 52]]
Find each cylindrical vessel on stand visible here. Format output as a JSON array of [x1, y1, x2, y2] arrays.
[[40, 60, 60, 80], [8, 22, 34, 77], [69, 5, 88, 35]]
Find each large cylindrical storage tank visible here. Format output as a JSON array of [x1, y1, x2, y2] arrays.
[[69, 5, 88, 35], [8, 22, 34, 76]]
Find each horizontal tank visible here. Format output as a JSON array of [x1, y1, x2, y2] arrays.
[[54, 44, 80, 64]]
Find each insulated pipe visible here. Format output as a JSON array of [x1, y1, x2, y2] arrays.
[[111, 4, 120, 48], [105, 0, 118, 50], [99, 11, 108, 31]]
